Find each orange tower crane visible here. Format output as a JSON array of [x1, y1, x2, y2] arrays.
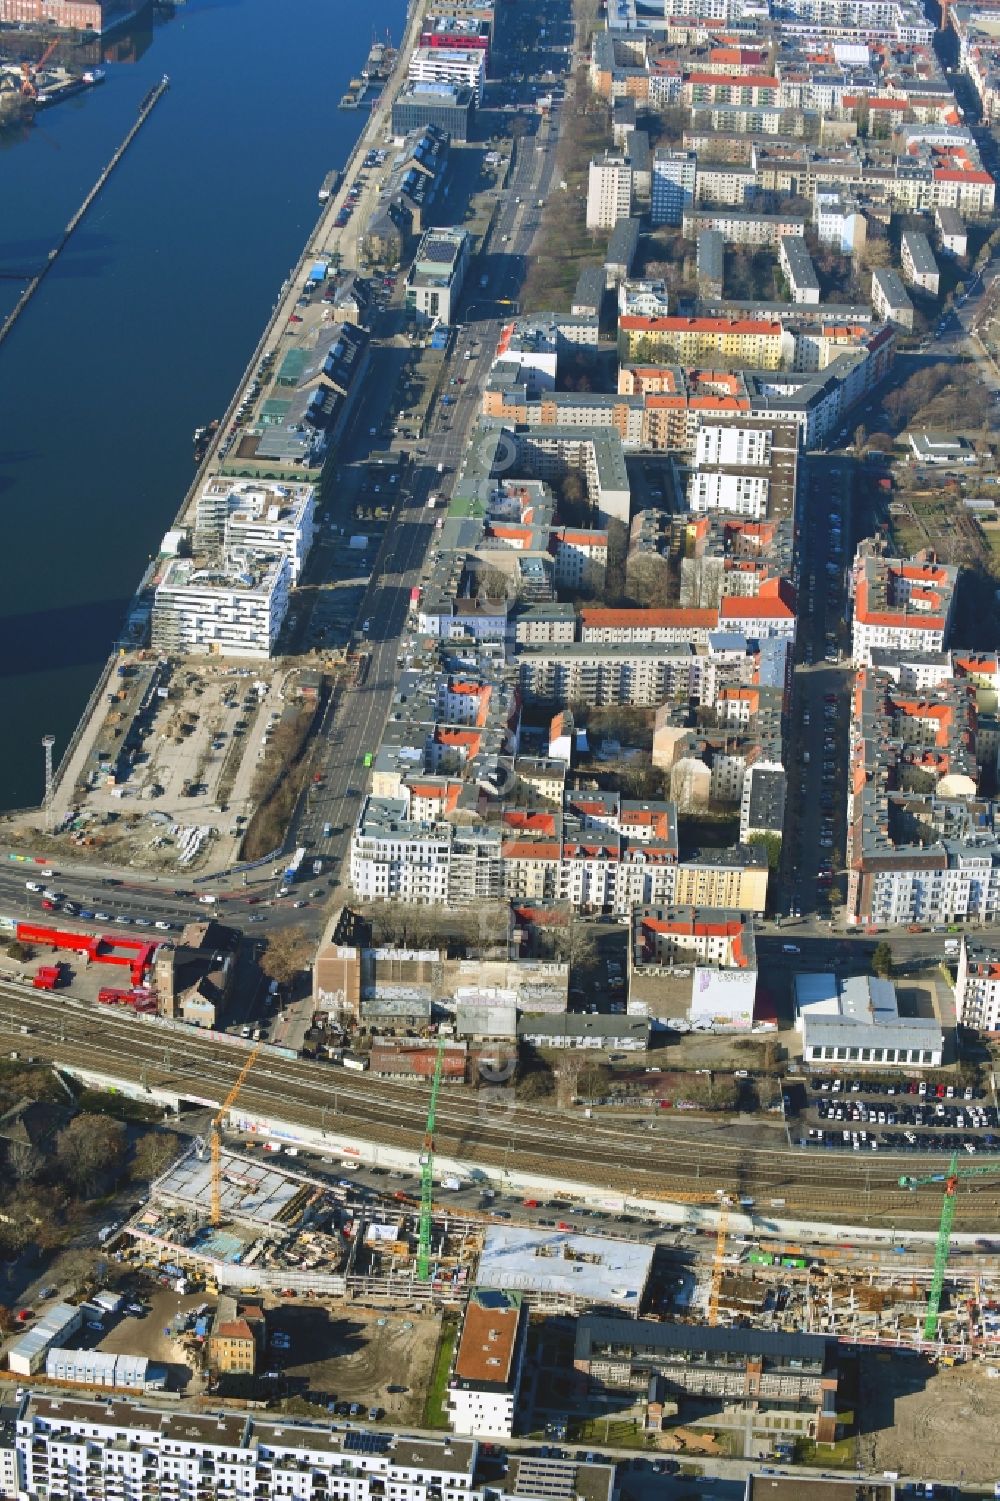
[[210, 1044, 262, 1226]]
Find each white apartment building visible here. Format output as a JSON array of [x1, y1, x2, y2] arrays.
[[587, 153, 634, 230], [408, 44, 485, 101], [493, 319, 559, 392], [517, 641, 716, 708], [694, 162, 756, 208], [862, 852, 1000, 929], [936, 204, 967, 258], [779, 235, 821, 304], [618, 278, 671, 318], [696, 424, 772, 468], [551, 528, 608, 590], [688, 471, 770, 518], [871, 266, 915, 331], [850, 549, 957, 665], [814, 192, 867, 255], [449, 1289, 526, 1438], [350, 798, 453, 904], [12, 1394, 615, 1501], [682, 209, 806, 246], [151, 551, 291, 660], [192, 479, 316, 583], [901, 228, 940, 294], [651, 149, 697, 226], [956, 936, 1000, 1032], [405, 226, 470, 325]]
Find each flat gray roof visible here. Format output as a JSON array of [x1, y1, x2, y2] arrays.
[[478, 1227, 654, 1307], [576, 1314, 832, 1364]]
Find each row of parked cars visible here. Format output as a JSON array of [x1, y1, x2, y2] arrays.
[[805, 1127, 992, 1154], [816, 1099, 997, 1130], [811, 1076, 980, 1100]]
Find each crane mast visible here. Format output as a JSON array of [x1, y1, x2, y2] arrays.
[[417, 1038, 446, 1281], [899, 1152, 1000, 1341], [210, 1044, 261, 1227]]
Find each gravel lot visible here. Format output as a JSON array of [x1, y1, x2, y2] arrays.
[[858, 1353, 1000, 1483]]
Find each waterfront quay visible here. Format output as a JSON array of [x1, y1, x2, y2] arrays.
[[11, 0, 430, 826]]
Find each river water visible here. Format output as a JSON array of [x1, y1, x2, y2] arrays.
[[0, 0, 405, 809]]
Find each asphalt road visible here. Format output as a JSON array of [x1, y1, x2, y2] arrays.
[[279, 95, 564, 904], [780, 454, 854, 922]]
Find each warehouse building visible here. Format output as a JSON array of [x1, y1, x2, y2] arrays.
[[7, 1303, 83, 1377], [795, 973, 944, 1068]]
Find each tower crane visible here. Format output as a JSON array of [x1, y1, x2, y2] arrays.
[[643, 1186, 735, 1326], [210, 1044, 261, 1227], [706, 1197, 732, 1328], [899, 1153, 1000, 1340], [417, 1037, 447, 1281]]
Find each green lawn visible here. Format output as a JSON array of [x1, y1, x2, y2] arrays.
[[422, 1315, 460, 1429], [795, 1434, 857, 1468], [566, 1415, 654, 1450]]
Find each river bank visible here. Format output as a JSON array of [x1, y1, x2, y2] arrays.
[[0, 0, 406, 810]]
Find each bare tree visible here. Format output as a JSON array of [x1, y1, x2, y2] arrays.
[[55, 1116, 127, 1197], [260, 926, 315, 987], [130, 1130, 182, 1184], [626, 551, 670, 607], [6, 1140, 43, 1185]]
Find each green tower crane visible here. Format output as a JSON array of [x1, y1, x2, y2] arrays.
[[899, 1153, 1000, 1341], [417, 1038, 447, 1281]]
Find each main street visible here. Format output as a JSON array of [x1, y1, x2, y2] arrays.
[[281, 93, 564, 894]]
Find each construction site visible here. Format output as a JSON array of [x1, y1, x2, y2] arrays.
[[15, 656, 327, 875]]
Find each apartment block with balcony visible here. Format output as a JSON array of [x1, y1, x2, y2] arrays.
[[850, 543, 957, 665], [14, 1394, 615, 1501], [587, 153, 635, 229], [448, 1288, 526, 1438], [956, 935, 1000, 1033]]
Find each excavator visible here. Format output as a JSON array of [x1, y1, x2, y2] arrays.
[[20, 39, 59, 101]]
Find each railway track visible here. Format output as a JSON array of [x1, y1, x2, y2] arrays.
[[3, 984, 999, 1231]]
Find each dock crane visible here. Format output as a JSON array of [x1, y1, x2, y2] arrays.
[[417, 1038, 447, 1281], [20, 38, 59, 100], [210, 1044, 262, 1227], [899, 1153, 1000, 1340]]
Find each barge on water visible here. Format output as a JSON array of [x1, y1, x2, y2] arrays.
[[318, 168, 342, 203], [193, 419, 219, 463], [35, 69, 106, 108]]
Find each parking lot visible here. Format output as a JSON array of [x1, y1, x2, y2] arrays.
[[63, 660, 295, 872], [799, 1075, 999, 1154]]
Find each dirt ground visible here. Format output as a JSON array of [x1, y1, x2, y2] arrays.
[[267, 1303, 441, 1424], [858, 1353, 1000, 1483], [98, 1287, 209, 1392]]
